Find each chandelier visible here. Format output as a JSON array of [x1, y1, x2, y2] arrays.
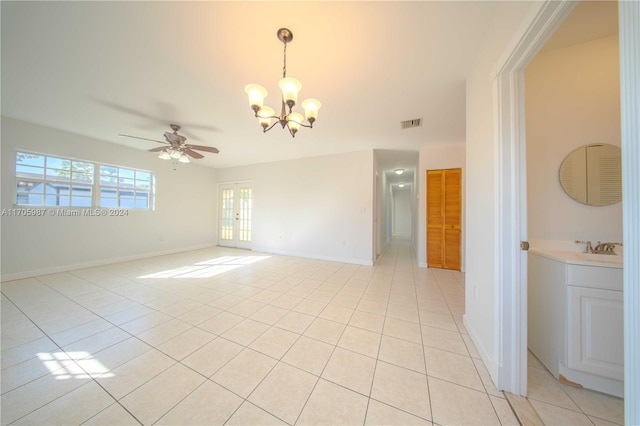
[[245, 28, 321, 138]]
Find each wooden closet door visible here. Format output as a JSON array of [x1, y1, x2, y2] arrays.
[[443, 169, 461, 270], [427, 169, 461, 270], [427, 171, 444, 267]]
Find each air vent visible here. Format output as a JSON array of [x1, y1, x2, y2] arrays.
[[400, 118, 423, 129]]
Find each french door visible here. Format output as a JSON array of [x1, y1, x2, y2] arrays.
[[218, 182, 252, 249]]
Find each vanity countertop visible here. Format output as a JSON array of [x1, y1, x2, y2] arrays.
[[529, 248, 623, 269]]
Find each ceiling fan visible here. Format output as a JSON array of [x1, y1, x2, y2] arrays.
[[119, 124, 219, 163]]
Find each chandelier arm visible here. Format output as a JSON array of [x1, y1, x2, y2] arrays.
[[296, 121, 314, 129], [252, 110, 280, 120], [262, 121, 280, 133]]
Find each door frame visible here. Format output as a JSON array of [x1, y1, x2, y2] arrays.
[[495, 3, 640, 422], [493, 0, 576, 397]]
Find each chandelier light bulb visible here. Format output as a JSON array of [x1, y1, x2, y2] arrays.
[[258, 106, 275, 129], [170, 149, 182, 159], [287, 112, 303, 135], [158, 150, 171, 160], [302, 98, 321, 124], [244, 84, 268, 111], [178, 153, 190, 163], [394, 169, 404, 175], [279, 77, 302, 109]]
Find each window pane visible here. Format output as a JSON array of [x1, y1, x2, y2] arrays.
[[136, 171, 151, 181], [46, 168, 71, 182], [135, 192, 149, 208], [19, 193, 43, 205], [16, 165, 45, 179], [100, 165, 118, 175], [46, 183, 70, 195], [46, 194, 70, 207], [135, 179, 151, 190], [71, 185, 92, 196], [119, 168, 135, 179], [100, 197, 118, 207], [71, 162, 94, 183], [120, 198, 134, 208], [118, 177, 135, 188], [16, 153, 45, 167], [16, 181, 42, 194], [71, 196, 92, 207], [100, 188, 117, 197], [99, 166, 118, 186], [46, 157, 66, 169], [100, 175, 118, 186]]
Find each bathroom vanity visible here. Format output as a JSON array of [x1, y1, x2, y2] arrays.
[[528, 249, 623, 397]]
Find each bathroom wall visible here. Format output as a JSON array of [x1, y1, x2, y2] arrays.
[[525, 35, 622, 250]]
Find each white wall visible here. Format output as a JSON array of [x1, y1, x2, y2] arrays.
[[526, 35, 622, 249], [215, 150, 374, 265], [417, 143, 465, 269], [1, 117, 218, 280], [464, 1, 536, 380], [392, 187, 411, 238]]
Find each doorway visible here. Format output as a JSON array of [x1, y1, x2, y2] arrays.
[[391, 184, 412, 239], [218, 182, 253, 249]]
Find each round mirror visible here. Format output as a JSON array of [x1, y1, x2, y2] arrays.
[[559, 144, 621, 206]]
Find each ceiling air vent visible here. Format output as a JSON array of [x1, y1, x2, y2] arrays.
[[400, 118, 423, 129]]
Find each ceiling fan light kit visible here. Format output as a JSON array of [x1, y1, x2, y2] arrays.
[[245, 28, 321, 138]]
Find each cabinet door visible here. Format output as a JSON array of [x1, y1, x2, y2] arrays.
[[567, 286, 623, 380]]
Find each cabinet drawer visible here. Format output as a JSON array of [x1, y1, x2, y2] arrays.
[[568, 265, 623, 291]]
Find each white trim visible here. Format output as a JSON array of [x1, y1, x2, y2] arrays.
[[464, 314, 498, 379], [251, 246, 374, 267], [0, 242, 217, 282], [493, 0, 576, 395], [619, 1, 640, 423]]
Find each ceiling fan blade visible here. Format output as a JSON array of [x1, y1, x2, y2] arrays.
[[184, 148, 205, 159], [147, 147, 166, 153], [119, 134, 168, 144], [186, 144, 219, 154]]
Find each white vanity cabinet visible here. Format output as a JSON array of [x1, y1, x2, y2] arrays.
[[528, 250, 623, 397]]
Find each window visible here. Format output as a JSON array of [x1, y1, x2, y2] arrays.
[[15, 151, 154, 210], [99, 166, 152, 208], [16, 153, 94, 207]]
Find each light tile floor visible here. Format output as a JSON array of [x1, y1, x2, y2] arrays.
[[0, 240, 621, 425], [526, 351, 624, 425]]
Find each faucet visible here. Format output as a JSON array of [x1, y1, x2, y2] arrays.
[[593, 241, 622, 255], [575, 240, 593, 253]]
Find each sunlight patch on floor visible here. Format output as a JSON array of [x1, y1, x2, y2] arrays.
[[137, 255, 271, 279], [37, 352, 113, 380]]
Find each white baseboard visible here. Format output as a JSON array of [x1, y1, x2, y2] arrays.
[[464, 314, 499, 386], [1, 242, 217, 282]]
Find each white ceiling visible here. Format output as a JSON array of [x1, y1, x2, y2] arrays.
[[2, 1, 500, 173], [2, 1, 617, 175]]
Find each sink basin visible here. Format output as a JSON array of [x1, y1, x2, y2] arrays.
[[565, 251, 623, 265], [529, 249, 623, 267]]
